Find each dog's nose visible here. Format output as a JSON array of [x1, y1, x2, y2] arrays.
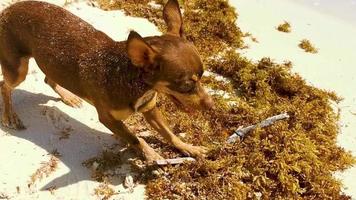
[[201, 96, 215, 110]]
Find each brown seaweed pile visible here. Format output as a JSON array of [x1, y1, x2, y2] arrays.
[[95, 0, 354, 199], [97, 0, 243, 59]]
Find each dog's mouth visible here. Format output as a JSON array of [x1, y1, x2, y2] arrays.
[[169, 95, 193, 113], [169, 94, 183, 107]]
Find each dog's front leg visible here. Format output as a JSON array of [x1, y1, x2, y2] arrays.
[[143, 107, 207, 158], [98, 112, 164, 162]]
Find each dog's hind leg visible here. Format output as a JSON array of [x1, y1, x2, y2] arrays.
[[0, 57, 29, 129], [44, 77, 82, 108]]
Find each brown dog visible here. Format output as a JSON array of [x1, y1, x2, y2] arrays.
[[0, 0, 214, 162]]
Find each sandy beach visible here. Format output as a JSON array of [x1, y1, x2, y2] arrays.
[[0, 0, 355, 199], [0, 1, 159, 199], [231, 0, 356, 198]]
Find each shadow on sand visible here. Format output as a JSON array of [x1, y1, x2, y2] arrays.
[[0, 89, 135, 191]]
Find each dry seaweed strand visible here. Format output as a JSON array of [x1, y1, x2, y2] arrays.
[[82, 150, 125, 199], [277, 21, 292, 33], [44, 186, 57, 195], [299, 39, 318, 54], [28, 150, 61, 187], [94, 181, 116, 200], [244, 32, 259, 43], [95, 0, 355, 199], [82, 150, 123, 182]]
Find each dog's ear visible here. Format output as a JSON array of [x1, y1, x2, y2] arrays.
[[163, 0, 184, 37], [127, 31, 157, 68]]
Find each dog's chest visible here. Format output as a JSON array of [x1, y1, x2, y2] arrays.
[[110, 90, 157, 120]]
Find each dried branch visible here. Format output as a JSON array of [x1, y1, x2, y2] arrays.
[[227, 113, 290, 144], [154, 113, 290, 165], [155, 157, 196, 165]]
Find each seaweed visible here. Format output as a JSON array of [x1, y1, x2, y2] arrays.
[[0, 193, 10, 199], [97, 0, 243, 58], [95, 0, 355, 199], [94, 181, 116, 200], [299, 39, 318, 54], [28, 150, 61, 187], [277, 21, 292, 33], [82, 149, 124, 182], [44, 186, 57, 195], [244, 32, 259, 43]]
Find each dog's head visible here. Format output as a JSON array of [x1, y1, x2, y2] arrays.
[[126, 0, 214, 111]]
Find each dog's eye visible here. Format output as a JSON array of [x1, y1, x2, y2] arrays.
[[179, 81, 195, 93]]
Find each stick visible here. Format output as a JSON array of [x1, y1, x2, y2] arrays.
[[227, 113, 290, 144], [155, 157, 196, 165], [154, 113, 290, 165]]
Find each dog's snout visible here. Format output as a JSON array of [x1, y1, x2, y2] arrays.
[[201, 95, 215, 110]]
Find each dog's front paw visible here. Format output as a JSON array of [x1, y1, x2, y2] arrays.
[[55, 86, 83, 108], [60, 91, 83, 108], [1, 112, 26, 130], [175, 142, 208, 158], [137, 138, 164, 163]]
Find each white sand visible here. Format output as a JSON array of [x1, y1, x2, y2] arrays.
[[1, 0, 355, 199], [230, 0, 356, 198], [0, 1, 159, 199]]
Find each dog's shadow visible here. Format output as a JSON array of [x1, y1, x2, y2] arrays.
[[0, 89, 134, 191]]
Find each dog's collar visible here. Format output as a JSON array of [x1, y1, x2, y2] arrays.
[[132, 90, 158, 113]]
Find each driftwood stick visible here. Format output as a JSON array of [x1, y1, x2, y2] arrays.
[[227, 113, 290, 144], [154, 113, 290, 165], [155, 157, 196, 165]]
